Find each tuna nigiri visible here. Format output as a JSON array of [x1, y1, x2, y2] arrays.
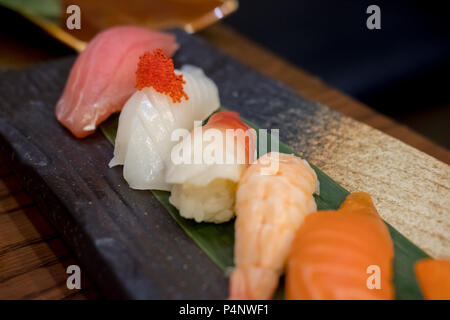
[[286, 192, 394, 300], [229, 152, 318, 299], [415, 259, 450, 300], [166, 111, 256, 223], [56, 26, 178, 138], [110, 51, 220, 191]]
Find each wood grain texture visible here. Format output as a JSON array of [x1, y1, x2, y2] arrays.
[[0, 153, 99, 299], [0, 24, 448, 300]]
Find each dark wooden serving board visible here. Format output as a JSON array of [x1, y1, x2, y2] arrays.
[[0, 30, 346, 299]]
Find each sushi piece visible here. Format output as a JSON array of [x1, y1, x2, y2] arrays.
[[110, 51, 220, 191], [229, 152, 318, 299], [286, 192, 394, 300], [415, 259, 450, 300], [56, 26, 178, 138], [166, 111, 256, 223]]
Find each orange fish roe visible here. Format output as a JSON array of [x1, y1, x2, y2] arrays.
[[135, 49, 188, 103]]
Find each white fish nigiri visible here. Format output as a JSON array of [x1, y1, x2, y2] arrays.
[[109, 65, 220, 191], [166, 111, 256, 223]]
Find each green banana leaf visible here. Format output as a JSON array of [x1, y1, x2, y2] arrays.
[[0, 0, 61, 23], [101, 109, 428, 300]]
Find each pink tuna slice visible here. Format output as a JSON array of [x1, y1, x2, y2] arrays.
[[55, 26, 179, 138]]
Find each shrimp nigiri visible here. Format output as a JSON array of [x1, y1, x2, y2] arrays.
[[229, 152, 318, 299], [286, 192, 394, 300], [110, 51, 220, 191], [166, 111, 256, 223], [56, 26, 178, 138], [415, 259, 450, 300]]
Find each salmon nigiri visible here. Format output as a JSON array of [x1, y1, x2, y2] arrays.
[[229, 152, 318, 299], [286, 192, 394, 300], [415, 259, 450, 300], [56, 26, 178, 138], [166, 111, 256, 223]]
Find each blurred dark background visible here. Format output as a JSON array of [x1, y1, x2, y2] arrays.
[[0, 1, 449, 149], [224, 0, 450, 148]]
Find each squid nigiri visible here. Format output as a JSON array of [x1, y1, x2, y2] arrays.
[[110, 51, 220, 191], [286, 192, 394, 300], [166, 111, 256, 223], [56, 26, 178, 138], [415, 259, 450, 300], [229, 152, 318, 299]]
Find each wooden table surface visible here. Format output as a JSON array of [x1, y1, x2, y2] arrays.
[[0, 22, 449, 300]]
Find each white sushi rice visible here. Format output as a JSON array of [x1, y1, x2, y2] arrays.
[[169, 178, 237, 223]]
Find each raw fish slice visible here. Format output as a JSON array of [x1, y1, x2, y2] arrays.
[[56, 26, 178, 138], [171, 66, 217, 130], [136, 93, 173, 158], [108, 90, 148, 167], [110, 89, 170, 190], [123, 119, 167, 190], [415, 259, 450, 300], [286, 192, 394, 300], [144, 88, 177, 136], [181, 66, 215, 122], [172, 70, 195, 130]]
